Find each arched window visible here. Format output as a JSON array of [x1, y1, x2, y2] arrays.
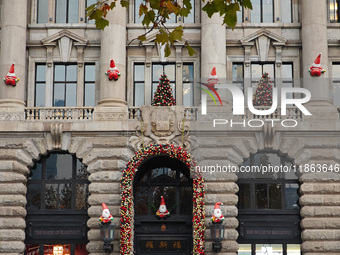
[[25, 153, 90, 255], [133, 156, 193, 254], [237, 151, 301, 255]]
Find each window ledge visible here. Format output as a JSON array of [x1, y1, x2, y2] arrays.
[[28, 23, 98, 29], [127, 23, 202, 29], [232, 22, 301, 29]]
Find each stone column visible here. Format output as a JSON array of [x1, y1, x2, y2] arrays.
[[96, 1, 128, 119], [201, 11, 226, 79], [0, 0, 27, 109], [301, 0, 332, 106], [200, 9, 229, 112]]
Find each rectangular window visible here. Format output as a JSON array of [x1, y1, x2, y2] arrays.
[[232, 63, 244, 91], [35, 64, 46, 107], [237, 7, 243, 23], [56, 0, 79, 23], [37, 0, 49, 23], [134, 0, 143, 23], [152, 64, 176, 100], [282, 63, 293, 99], [330, 0, 339, 22], [332, 63, 340, 106], [53, 64, 77, 106], [183, 63, 194, 106], [281, 0, 292, 23], [134, 64, 145, 106], [251, 0, 274, 23], [183, 0, 195, 23], [84, 64, 95, 106]]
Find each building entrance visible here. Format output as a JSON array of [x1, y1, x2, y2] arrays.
[[133, 156, 193, 255]]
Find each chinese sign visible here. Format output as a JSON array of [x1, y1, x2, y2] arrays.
[[141, 240, 187, 252]]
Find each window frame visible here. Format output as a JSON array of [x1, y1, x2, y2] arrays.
[[53, 63, 78, 107], [55, 0, 79, 24], [237, 151, 300, 213], [329, 0, 340, 23], [250, 0, 274, 23], [26, 153, 90, 213], [84, 63, 96, 107]]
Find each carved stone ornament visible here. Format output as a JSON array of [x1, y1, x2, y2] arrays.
[[150, 108, 176, 137], [51, 123, 63, 150]]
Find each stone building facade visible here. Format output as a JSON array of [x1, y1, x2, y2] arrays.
[[0, 0, 340, 255]]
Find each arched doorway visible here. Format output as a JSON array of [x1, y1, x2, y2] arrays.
[[120, 144, 205, 255], [134, 156, 193, 255], [237, 151, 301, 255]]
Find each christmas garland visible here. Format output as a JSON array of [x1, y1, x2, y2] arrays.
[[120, 144, 205, 255]]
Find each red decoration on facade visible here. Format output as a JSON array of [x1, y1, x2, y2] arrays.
[[156, 196, 170, 218], [211, 202, 224, 223], [309, 53, 326, 76], [105, 59, 121, 81], [120, 144, 205, 255], [4, 63, 19, 86], [207, 67, 219, 90], [99, 203, 114, 223]]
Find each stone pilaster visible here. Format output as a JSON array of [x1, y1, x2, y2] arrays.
[[0, 155, 31, 254], [0, 0, 27, 109], [96, 1, 127, 118], [300, 173, 340, 255], [79, 138, 131, 255]]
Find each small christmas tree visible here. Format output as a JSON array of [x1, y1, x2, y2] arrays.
[[152, 74, 176, 106], [252, 72, 273, 106]]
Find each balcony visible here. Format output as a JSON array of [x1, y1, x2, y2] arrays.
[[24, 106, 304, 121], [25, 107, 94, 120]]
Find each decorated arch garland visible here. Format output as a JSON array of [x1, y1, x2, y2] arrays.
[[120, 144, 205, 255]]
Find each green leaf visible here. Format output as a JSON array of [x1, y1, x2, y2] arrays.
[[138, 35, 147, 41], [142, 10, 156, 27], [95, 18, 110, 30], [155, 29, 169, 44], [240, 0, 253, 9], [223, 3, 239, 27], [91, 9, 104, 20], [185, 41, 196, 56], [110, 2, 116, 9], [85, 4, 96, 17], [169, 26, 183, 43], [149, 0, 161, 10], [164, 43, 171, 57], [121, 0, 129, 8], [202, 2, 217, 18]]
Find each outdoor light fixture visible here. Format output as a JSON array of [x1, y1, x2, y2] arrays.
[[210, 222, 226, 253], [99, 222, 115, 254]]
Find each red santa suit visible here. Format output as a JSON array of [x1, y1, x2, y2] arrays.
[[309, 54, 326, 77], [206, 67, 219, 90], [105, 59, 121, 81], [99, 203, 114, 223], [4, 63, 19, 86], [211, 202, 224, 223], [156, 196, 170, 218]]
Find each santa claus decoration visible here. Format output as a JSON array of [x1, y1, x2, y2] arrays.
[[156, 196, 170, 218], [207, 67, 219, 90], [105, 59, 121, 81], [4, 63, 19, 86], [99, 203, 114, 223], [211, 202, 224, 223], [309, 53, 326, 77]]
